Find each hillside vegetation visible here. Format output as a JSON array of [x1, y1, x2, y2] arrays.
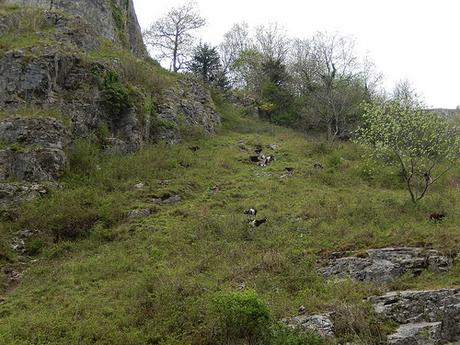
[[0, 101, 458, 345]]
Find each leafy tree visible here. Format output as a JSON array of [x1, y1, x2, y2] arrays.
[[258, 58, 298, 125], [356, 99, 460, 203], [219, 22, 252, 85], [143, 1, 205, 72], [287, 33, 378, 139], [188, 43, 227, 86]]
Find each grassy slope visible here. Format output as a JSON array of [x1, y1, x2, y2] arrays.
[[0, 104, 459, 345]]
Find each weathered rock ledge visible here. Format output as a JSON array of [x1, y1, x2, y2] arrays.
[[284, 288, 459, 344], [319, 247, 453, 283], [369, 288, 460, 343]]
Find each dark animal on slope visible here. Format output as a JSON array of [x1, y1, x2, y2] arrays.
[[244, 208, 257, 216], [313, 163, 324, 169], [249, 218, 267, 227], [429, 212, 446, 222], [250, 155, 261, 163]]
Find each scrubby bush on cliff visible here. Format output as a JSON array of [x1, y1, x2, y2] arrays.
[[102, 71, 131, 119]]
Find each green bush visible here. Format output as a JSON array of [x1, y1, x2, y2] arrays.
[[103, 71, 131, 119], [212, 290, 271, 344]]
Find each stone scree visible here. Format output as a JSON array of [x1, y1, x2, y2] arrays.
[[319, 247, 453, 283]]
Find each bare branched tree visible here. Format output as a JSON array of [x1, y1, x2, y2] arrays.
[[309, 32, 362, 140], [254, 23, 290, 63], [219, 22, 251, 84], [143, 1, 205, 72]]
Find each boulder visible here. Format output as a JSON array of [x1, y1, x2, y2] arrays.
[[127, 208, 151, 219], [152, 194, 181, 205], [283, 313, 335, 338], [319, 247, 453, 283]]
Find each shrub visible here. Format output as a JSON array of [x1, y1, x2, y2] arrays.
[[211, 290, 271, 345], [103, 71, 131, 119]]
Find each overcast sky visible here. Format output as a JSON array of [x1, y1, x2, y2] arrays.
[[133, 0, 459, 109]]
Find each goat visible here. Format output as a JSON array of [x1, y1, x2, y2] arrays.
[[244, 208, 257, 216], [249, 218, 267, 227], [429, 212, 445, 222]]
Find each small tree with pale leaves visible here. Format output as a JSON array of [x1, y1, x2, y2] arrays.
[[356, 100, 460, 203]]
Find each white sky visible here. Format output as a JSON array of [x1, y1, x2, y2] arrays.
[[133, 0, 460, 109]]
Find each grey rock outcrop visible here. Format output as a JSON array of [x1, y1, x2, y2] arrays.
[[0, 2, 221, 191], [2, 0, 147, 58], [0, 182, 47, 205], [152, 193, 181, 205], [157, 77, 221, 144], [0, 117, 69, 182], [0, 116, 69, 149], [319, 247, 453, 283], [127, 208, 151, 219], [387, 322, 443, 345], [283, 313, 335, 338], [369, 288, 460, 342]]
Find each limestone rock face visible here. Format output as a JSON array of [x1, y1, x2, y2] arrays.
[[0, 182, 48, 205], [319, 247, 452, 283], [157, 78, 221, 144], [283, 314, 335, 338], [0, 3, 221, 192], [387, 322, 443, 345], [369, 289, 460, 342], [0, 117, 69, 182], [2, 0, 147, 57], [0, 117, 69, 149], [0, 49, 144, 152]]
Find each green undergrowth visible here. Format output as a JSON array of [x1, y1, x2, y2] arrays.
[[0, 105, 459, 344]]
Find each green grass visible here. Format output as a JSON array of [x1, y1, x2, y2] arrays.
[[0, 106, 459, 344]]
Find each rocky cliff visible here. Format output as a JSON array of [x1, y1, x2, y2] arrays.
[[1, 0, 147, 57], [0, 2, 220, 201]]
